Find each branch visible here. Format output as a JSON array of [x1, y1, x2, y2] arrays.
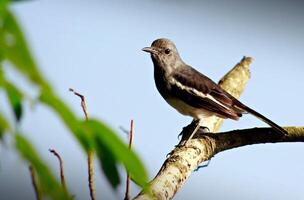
[[134, 57, 254, 200], [135, 125, 304, 200], [49, 149, 67, 192], [69, 88, 96, 200], [124, 119, 134, 200], [87, 152, 95, 200], [69, 88, 89, 120], [28, 165, 41, 200], [214, 126, 304, 152]]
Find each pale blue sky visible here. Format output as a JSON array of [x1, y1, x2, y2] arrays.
[[1, 0, 304, 199]]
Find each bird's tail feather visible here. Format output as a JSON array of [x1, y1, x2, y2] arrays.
[[239, 105, 288, 135]]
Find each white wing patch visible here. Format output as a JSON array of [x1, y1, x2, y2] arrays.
[[169, 77, 230, 110]]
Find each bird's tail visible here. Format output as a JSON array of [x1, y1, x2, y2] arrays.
[[238, 105, 288, 135]]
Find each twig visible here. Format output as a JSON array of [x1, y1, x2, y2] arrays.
[[69, 88, 89, 120], [49, 149, 67, 192], [128, 120, 134, 149], [69, 88, 96, 200], [124, 120, 134, 200], [87, 151, 95, 200], [28, 165, 41, 200]]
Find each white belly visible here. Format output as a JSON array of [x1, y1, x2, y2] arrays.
[[165, 98, 213, 119]]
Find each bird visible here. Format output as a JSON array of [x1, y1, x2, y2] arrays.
[[142, 38, 287, 143]]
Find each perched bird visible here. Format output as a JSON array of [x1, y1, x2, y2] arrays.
[[142, 38, 287, 142]]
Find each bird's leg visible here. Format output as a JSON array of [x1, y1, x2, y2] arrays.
[[186, 120, 201, 143], [178, 122, 195, 140], [181, 119, 202, 146], [177, 120, 210, 147]]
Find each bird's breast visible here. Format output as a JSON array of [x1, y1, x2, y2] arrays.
[[154, 69, 171, 98], [165, 97, 213, 119]]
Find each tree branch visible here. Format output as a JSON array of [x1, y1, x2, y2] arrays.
[[28, 165, 41, 200], [134, 56, 300, 200], [124, 119, 134, 200], [135, 125, 304, 200], [69, 88, 96, 200], [214, 126, 304, 153], [49, 149, 67, 192]]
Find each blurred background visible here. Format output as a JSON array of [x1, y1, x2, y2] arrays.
[[1, 0, 304, 199]]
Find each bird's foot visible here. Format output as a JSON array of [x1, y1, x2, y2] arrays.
[[194, 159, 211, 172], [201, 126, 210, 133], [178, 122, 196, 140], [166, 150, 174, 158], [181, 126, 210, 147]]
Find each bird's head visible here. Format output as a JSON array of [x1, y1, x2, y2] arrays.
[[142, 38, 184, 71]]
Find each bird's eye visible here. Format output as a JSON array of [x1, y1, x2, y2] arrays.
[[165, 49, 171, 54]]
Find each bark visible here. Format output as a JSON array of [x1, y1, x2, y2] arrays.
[[134, 57, 303, 200]]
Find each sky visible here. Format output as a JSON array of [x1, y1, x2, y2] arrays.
[[0, 0, 304, 199]]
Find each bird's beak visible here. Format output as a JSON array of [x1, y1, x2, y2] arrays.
[[142, 47, 158, 54]]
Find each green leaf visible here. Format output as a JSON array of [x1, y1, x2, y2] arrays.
[[82, 119, 148, 188], [4, 80, 23, 121], [0, 0, 8, 11], [15, 134, 70, 199], [0, 9, 51, 90], [95, 139, 120, 187], [0, 67, 4, 86], [10, 0, 32, 2], [39, 89, 93, 151], [39, 89, 77, 130], [0, 113, 10, 139], [0, 68, 23, 122]]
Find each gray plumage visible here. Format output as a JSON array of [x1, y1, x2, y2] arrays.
[[143, 38, 287, 135]]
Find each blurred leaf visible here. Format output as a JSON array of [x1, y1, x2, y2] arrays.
[[82, 119, 148, 188], [0, 2, 147, 191], [39, 89, 77, 130], [0, 0, 8, 11], [0, 62, 9, 140], [4, 80, 23, 121], [0, 113, 10, 139], [95, 139, 120, 188], [0, 9, 51, 90], [0, 67, 4, 86], [15, 134, 70, 199], [10, 0, 33, 2], [39, 89, 93, 151], [40, 90, 145, 188]]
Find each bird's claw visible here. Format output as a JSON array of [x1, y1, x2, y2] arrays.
[[177, 131, 183, 140], [201, 126, 210, 133], [194, 159, 211, 172]]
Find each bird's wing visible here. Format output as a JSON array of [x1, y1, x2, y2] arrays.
[[171, 66, 288, 135], [170, 66, 242, 119]]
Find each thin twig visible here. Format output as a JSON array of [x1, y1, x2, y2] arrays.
[[128, 120, 134, 149], [87, 151, 95, 200], [28, 165, 41, 200], [49, 149, 67, 192], [69, 88, 89, 120], [124, 120, 134, 200], [69, 88, 96, 200]]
